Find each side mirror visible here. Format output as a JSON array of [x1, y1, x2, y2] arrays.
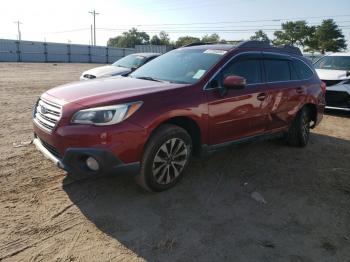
[[223, 75, 246, 89], [131, 66, 138, 72]]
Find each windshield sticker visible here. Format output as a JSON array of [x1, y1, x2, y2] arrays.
[[204, 49, 227, 55], [193, 69, 206, 79]]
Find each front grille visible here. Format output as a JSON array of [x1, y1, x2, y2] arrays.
[[325, 90, 350, 108], [34, 98, 62, 133], [83, 74, 96, 79], [39, 137, 62, 158], [322, 80, 343, 87]]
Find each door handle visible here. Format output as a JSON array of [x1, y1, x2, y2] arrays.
[[296, 87, 303, 94], [257, 92, 267, 101]]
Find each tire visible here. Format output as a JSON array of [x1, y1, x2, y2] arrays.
[[286, 107, 311, 147], [135, 124, 192, 192]]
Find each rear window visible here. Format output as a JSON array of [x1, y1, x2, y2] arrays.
[[265, 59, 291, 82], [293, 59, 313, 80]]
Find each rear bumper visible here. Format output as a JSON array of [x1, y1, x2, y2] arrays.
[[33, 137, 140, 177]]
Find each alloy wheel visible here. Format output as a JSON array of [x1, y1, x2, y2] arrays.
[[301, 113, 310, 141], [152, 138, 189, 185]]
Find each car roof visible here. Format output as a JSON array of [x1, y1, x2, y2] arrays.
[[132, 52, 160, 57], [327, 52, 350, 57]]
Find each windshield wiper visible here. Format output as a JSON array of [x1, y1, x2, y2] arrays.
[[134, 76, 168, 83], [115, 64, 127, 68]]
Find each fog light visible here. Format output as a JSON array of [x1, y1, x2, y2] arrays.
[[86, 156, 99, 171]]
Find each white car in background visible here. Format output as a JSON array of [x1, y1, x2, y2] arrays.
[[80, 53, 160, 80], [314, 52, 350, 111]]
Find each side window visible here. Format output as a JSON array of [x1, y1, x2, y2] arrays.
[[264, 59, 291, 82], [293, 59, 314, 80], [221, 59, 262, 85], [290, 61, 299, 80]]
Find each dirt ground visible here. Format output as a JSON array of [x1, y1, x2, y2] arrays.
[[0, 63, 349, 262]]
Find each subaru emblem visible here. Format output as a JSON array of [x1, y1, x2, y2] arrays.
[[40, 105, 47, 114]]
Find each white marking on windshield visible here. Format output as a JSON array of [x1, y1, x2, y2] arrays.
[[193, 69, 206, 79], [204, 49, 227, 55]]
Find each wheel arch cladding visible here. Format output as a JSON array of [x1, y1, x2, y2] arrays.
[[303, 103, 318, 127], [149, 116, 202, 156]]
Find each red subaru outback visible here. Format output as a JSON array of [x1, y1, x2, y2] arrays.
[[33, 41, 325, 191]]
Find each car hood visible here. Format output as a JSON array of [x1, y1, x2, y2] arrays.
[[315, 69, 350, 80], [82, 65, 131, 78], [45, 77, 187, 106]]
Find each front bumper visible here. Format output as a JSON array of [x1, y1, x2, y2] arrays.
[[325, 105, 350, 111], [324, 83, 350, 111], [33, 137, 140, 177]]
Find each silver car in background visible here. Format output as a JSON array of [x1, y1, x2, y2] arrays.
[[314, 53, 350, 111], [80, 53, 160, 80]]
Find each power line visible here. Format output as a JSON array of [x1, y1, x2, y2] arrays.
[[108, 14, 350, 27], [45, 21, 350, 35], [45, 28, 90, 34], [97, 25, 350, 33], [44, 17, 350, 35], [100, 23, 350, 31], [43, 24, 350, 37], [133, 21, 350, 29]]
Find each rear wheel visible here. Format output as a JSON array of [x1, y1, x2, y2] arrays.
[[286, 107, 311, 147], [135, 124, 192, 192]]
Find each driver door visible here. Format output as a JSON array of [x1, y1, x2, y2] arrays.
[[206, 53, 271, 145]]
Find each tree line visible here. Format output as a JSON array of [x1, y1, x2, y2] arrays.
[[107, 19, 346, 54]]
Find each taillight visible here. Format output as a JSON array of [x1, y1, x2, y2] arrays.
[[320, 81, 326, 94]]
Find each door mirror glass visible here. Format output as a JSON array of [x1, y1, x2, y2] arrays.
[[223, 75, 246, 89]]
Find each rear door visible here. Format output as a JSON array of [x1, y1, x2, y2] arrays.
[[263, 53, 305, 131], [206, 52, 271, 145]]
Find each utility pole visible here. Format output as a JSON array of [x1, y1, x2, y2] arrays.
[[89, 10, 99, 46], [90, 24, 93, 45], [14, 20, 22, 41]]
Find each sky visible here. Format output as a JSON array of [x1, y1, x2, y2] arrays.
[[1, 0, 350, 48]]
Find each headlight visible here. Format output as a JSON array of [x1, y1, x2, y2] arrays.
[[71, 102, 142, 125]]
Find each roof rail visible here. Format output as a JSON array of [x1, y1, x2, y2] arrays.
[[278, 44, 303, 56], [182, 42, 216, 47], [237, 40, 271, 48], [237, 40, 302, 56]]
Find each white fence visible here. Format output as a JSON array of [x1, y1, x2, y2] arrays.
[[0, 39, 171, 63]]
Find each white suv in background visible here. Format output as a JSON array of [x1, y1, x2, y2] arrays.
[[314, 53, 350, 111]]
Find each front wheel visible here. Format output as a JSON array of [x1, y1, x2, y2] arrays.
[[135, 124, 192, 192], [286, 107, 311, 147]]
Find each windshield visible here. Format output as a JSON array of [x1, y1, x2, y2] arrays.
[[314, 56, 350, 71], [112, 54, 147, 69], [130, 48, 225, 84]]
